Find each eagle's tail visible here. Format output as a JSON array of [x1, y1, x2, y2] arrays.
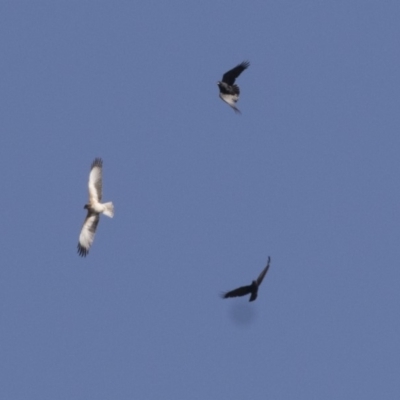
[[102, 202, 114, 218]]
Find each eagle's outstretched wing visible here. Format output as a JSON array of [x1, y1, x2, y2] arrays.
[[77, 212, 100, 257], [256, 257, 271, 286], [221, 285, 252, 299], [88, 158, 103, 203], [222, 61, 250, 85]]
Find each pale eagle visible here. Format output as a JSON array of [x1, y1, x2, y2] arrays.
[[77, 158, 114, 257]]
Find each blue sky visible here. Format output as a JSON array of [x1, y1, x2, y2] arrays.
[[1, 1, 400, 399]]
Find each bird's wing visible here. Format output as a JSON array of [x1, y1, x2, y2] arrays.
[[77, 212, 100, 257], [222, 285, 252, 298], [222, 61, 250, 85], [88, 158, 103, 203], [256, 257, 271, 286]]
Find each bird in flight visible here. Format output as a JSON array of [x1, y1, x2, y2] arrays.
[[77, 158, 114, 257], [221, 257, 271, 302], [217, 60, 250, 114]]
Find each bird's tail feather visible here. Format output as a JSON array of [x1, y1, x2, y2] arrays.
[[233, 106, 241, 114], [102, 202, 114, 218]]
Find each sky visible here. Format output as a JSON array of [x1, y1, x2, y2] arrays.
[[1, 1, 400, 399]]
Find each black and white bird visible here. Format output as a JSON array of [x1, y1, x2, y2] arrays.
[[217, 61, 250, 114], [77, 158, 114, 257], [221, 257, 271, 302]]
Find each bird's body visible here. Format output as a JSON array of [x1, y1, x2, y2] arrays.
[[77, 158, 114, 257], [248, 281, 259, 302], [221, 257, 271, 302], [217, 61, 250, 113], [84, 202, 113, 215]]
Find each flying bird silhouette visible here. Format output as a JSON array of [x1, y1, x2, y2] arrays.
[[217, 60, 250, 114], [221, 257, 271, 302], [77, 158, 114, 257]]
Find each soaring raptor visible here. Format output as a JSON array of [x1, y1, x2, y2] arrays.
[[77, 158, 114, 257], [217, 61, 250, 114], [221, 257, 271, 302]]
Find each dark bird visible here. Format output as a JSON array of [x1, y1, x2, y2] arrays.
[[221, 257, 271, 302], [217, 61, 250, 114], [77, 158, 114, 257]]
